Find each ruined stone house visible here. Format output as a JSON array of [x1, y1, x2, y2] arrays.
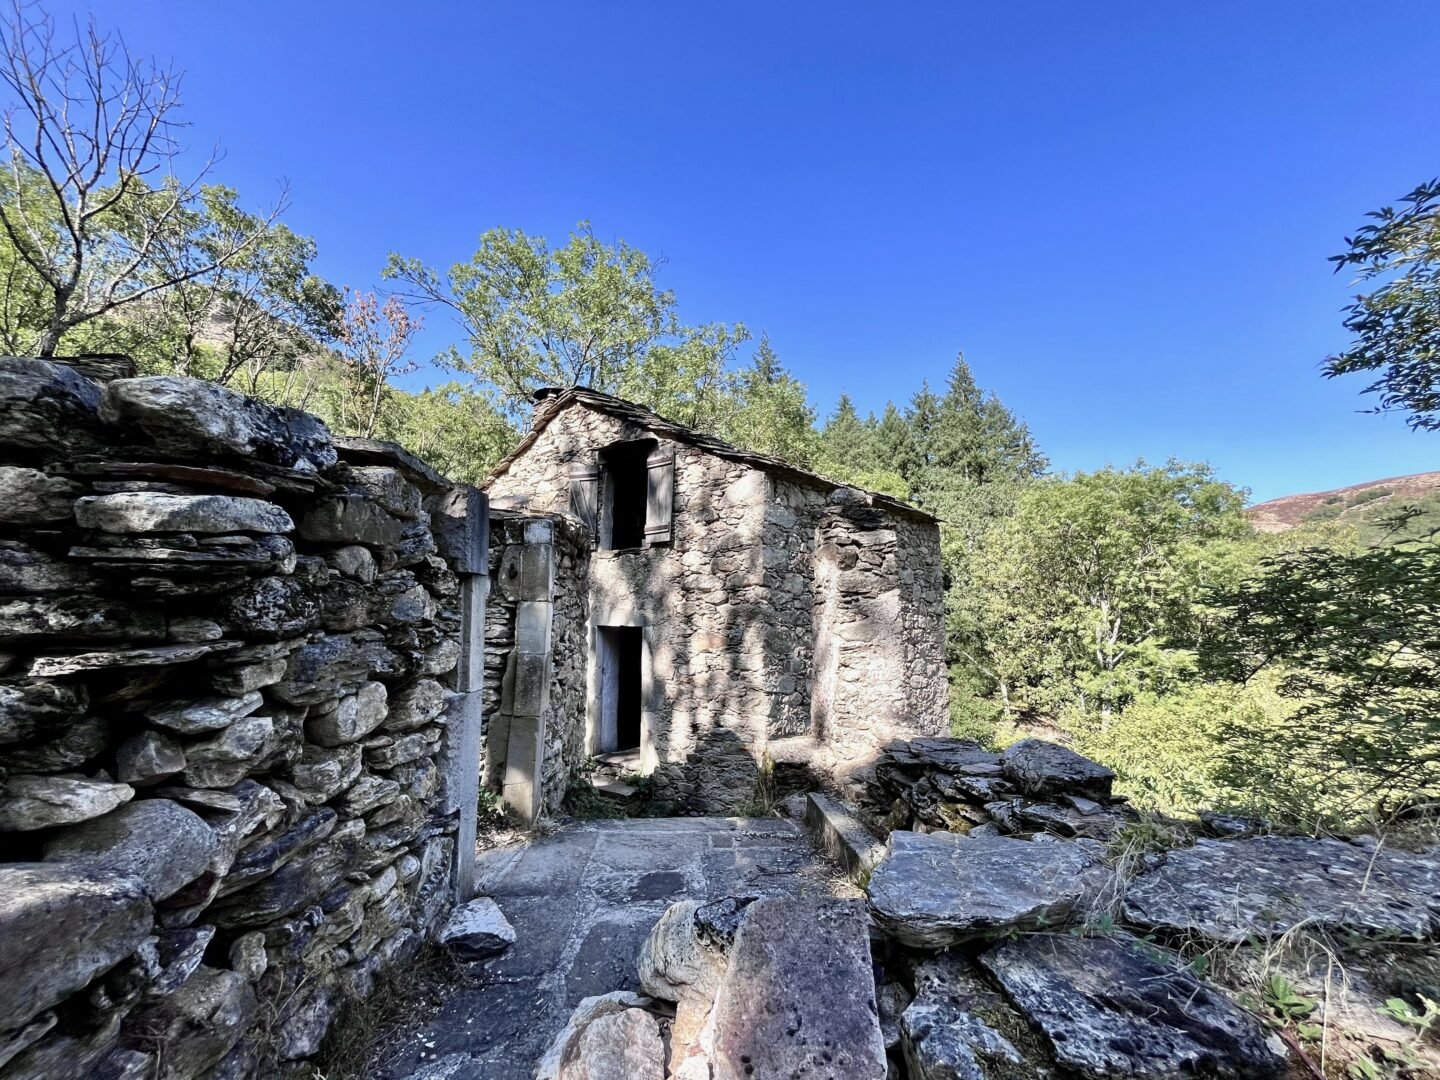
[[481, 387, 949, 818]]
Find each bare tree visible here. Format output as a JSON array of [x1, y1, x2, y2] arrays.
[[337, 288, 421, 438], [0, 1, 278, 356]]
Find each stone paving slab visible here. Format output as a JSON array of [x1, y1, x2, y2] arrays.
[[378, 816, 843, 1080]]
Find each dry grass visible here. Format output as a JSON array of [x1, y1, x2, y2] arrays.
[[304, 944, 480, 1080]]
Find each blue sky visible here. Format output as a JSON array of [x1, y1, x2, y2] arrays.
[[55, 1, 1440, 501]]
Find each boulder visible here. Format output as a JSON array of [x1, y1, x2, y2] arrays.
[[0, 357, 103, 451], [288, 742, 364, 803], [901, 953, 1023, 1080], [335, 465, 421, 519], [99, 375, 336, 472], [322, 544, 377, 583], [0, 466, 79, 524], [43, 798, 217, 901], [999, 738, 1115, 799], [560, 1008, 665, 1080], [535, 991, 654, 1080], [305, 681, 389, 746], [384, 678, 446, 732], [0, 595, 165, 645], [980, 932, 1286, 1079], [1123, 836, 1440, 942], [637, 898, 739, 1003], [114, 730, 187, 784], [6, 716, 106, 772], [74, 492, 294, 535], [436, 897, 516, 959], [709, 896, 886, 1080], [0, 773, 134, 831], [146, 690, 264, 734], [0, 542, 91, 594], [0, 679, 87, 744], [295, 494, 403, 547], [868, 830, 1111, 947], [126, 966, 257, 1080], [0, 862, 153, 1029], [220, 576, 322, 640]]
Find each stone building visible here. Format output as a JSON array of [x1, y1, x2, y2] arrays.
[[483, 387, 949, 816]]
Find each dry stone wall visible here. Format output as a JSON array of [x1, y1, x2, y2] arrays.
[[0, 359, 483, 1079], [487, 399, 948, 811]]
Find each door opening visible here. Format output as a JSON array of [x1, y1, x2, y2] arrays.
[[596, 625, 643, 753]]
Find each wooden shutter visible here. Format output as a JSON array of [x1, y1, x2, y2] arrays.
[[569, 460, 599, 546], [644, 445, 675, 545]]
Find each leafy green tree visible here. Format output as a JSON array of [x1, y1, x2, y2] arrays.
[[967, 461, 1251, 720], [1202, 522, 1440, 820], [384, 221, 748, 426], [1198, 182, 1440, 822], [1325, 179, 1440, 429]]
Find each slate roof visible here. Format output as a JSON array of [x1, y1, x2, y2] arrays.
[[484, 386, 937, 523]]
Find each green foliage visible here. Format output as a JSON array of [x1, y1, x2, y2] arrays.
[[963, 461, 1252, 719], [1202, 520, 1440, 821], [721, 333, 822, 467], [1326, 179, 1440, 431], [1262, 974, 1317, 1022], [385, 221, 750, 427], [1381, 995, 1439, 1036]]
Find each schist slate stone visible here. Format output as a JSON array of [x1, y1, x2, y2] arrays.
[[980, 933, 1286, 1079], [709, 896, 887, 1080], [868, 830, 1111, 947]]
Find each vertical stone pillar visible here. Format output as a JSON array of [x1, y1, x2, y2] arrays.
[[502, 519, 555, 825], [434, 485, 488, 903]]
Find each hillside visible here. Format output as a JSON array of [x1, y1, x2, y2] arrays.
[[1246, 470, 1440, 533]]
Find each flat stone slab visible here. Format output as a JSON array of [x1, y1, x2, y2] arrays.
[[710, 896, 887, 1080], [980, 932, 1286, 1079], [868, 830, 1111, 947], [377, 818, 840, 1080], [1123, 836, 1440, 942]]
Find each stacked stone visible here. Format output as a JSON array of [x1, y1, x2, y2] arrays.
[[0, 359, 474, 1079], [866, 736, 1138, 840], [480, 511, 590, 819]]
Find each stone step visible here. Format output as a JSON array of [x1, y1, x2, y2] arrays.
[[803, 792, 886, 881], [591, 777, 637, 800]]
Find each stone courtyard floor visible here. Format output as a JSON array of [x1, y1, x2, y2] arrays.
[[373, 816, 849, 1080]]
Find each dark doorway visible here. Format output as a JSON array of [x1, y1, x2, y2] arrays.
[[597, 625, 643, 752]]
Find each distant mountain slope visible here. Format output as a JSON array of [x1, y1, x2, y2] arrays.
[[1246, 471, 1440, 533]]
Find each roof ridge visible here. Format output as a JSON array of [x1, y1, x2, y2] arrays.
[[485, 386, 936, 522]]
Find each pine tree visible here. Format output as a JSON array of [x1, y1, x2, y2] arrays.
[[820, 392, 877, 477], [725, 333, 821, 467], [874, 401, 919, 483]]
